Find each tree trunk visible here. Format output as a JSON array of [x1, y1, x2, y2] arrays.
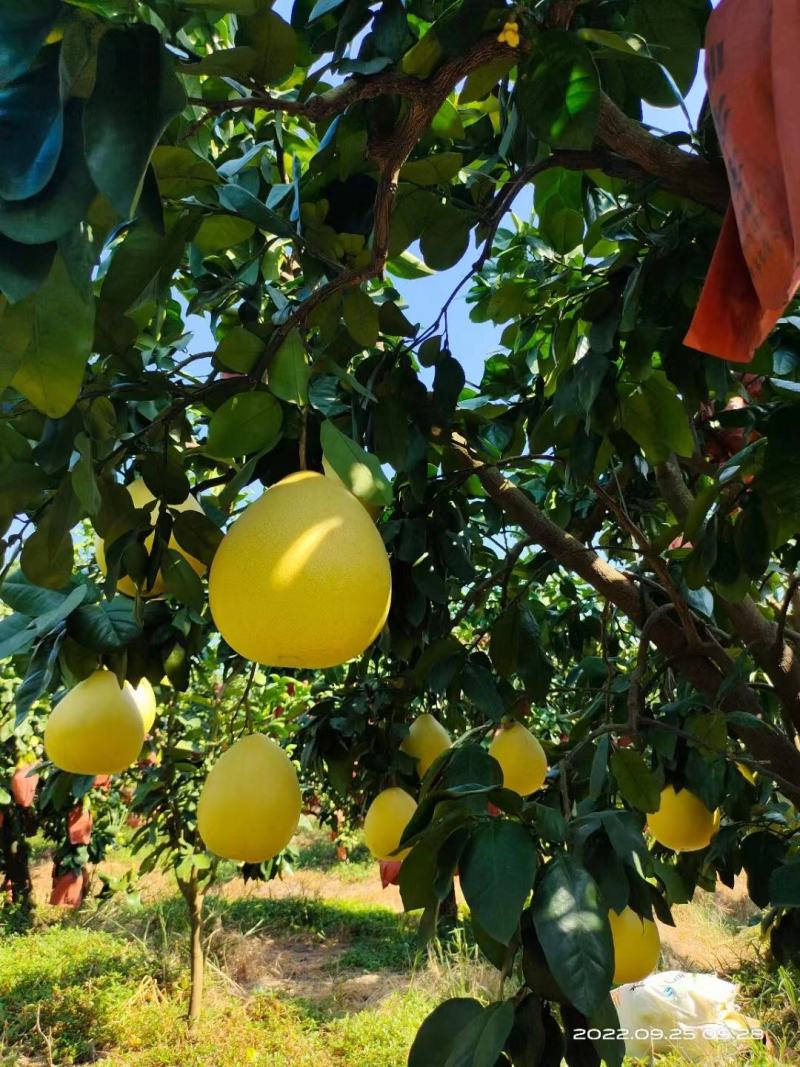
[[0, 807, 33, 910], [180, 876, 205, 1029]]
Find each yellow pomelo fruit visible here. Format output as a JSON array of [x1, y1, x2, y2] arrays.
[[125, 677, 157, 734], [95, 478, 206, 598], [197, 733, 301, 863], [363, 787, 416, 861], [322, 457, 382, 518], [44, 670, 145, 775], [488, 722, 547, 796], [400, 713, 451, 778], [609, 906, 661, 984], [209, 471, 391, 667], [647, 785, 720, 852]]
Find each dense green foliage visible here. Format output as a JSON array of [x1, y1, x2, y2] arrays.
[[2, 0, 800, 1062]]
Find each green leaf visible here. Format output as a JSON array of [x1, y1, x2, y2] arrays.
[[69, 597, 143, 651], [161, 548, 205, 611], [620, 370, 693, 464], [172, 512, 223, 568], [151, 146, 220, 199], [532, 855, 614, 1016], [84, 25, 187, 218], [0, 613, 36, 659], [217, 183, 295, 238], [0, 235, 55, 303], [320, 420, 392, 507], [769, 859, 800, 907], [180, 46, 257, 78], [141, 447, 190, 504], [400, 152, 463, 186], [0, 1, 62, 86], [517, 32, 600, 149], [420, 208, 471, 271], [194, 214, 255, 255], [461, 659, 504, 720], [0, 100, 95, 246], [71, 432, 101, 516], [445, 1001, 515, 1067], [99, 214, 197, 316], [205, 390, 283, 458], [378, 301, 418, 338], [433, 355, 465, 417], [237, 9, 297, 86], [385, 250, 435, 279], [625, 0, 702, 107], [269, 327, 310, 405], [460, 820, 537, 945], [409, 999, 484, 1067], [20, 506, 74, 590], [0, 253, 95, 418], [610, 748, 661, 813], [215, 327, 264, 374], [342, 288, 379, 349], [0, 47, 62, 200], [459, 56, 515, 103]]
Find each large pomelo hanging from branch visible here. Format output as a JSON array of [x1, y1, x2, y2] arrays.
[[363, 787, 417, 861], [197, 734, 302, 863], [208, 471, 392, 668], [44, 670, 145, 775], [647, 785, 720, 852], [95, 478, 207, 598]]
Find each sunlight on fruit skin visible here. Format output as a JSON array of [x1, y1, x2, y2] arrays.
[[209, 471, 392, 668], [124, 677, 157, 734], [363, 787, 417, 861], [44, 670, 145, 775], [197, 734, 302, 863], [400, 713, 451, 778], [647, 785, 720, 852], [488, 721, 547, 796], [95, 478, 206, 598], [608, 906, 661, 984]]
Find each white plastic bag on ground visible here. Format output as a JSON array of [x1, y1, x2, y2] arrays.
[[610, 970, 764, 1061]]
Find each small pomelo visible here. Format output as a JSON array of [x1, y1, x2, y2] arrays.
[[400, 713, 450, 778], [125, 676, 157, 733], [488, 721, 547, 796], [363, 787, 416, 861], [95, 478, 206, 598], [608, 906, 661, 984], [647, 785, 720, 852], [209, 471, 391, 667], [44, 670, 145, 774], [197, 733, 301, 863]]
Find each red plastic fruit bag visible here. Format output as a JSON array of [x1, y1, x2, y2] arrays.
[[685, 0, 800, 362], [67, 806, 93, 845], [10, 764, 38, 809]]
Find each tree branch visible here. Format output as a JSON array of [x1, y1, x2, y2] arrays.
[[437, 431, 800, 803]]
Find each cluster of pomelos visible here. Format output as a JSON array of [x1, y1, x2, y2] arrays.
[[40, 468, 722, 986]]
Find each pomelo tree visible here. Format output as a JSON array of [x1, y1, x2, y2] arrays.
[[1, 0, 800, 1061]]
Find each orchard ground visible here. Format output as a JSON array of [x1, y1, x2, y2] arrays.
[[2, 826, 797, 1067]]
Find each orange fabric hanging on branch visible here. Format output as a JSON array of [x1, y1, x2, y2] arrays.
[[684, 0, 800, 363]]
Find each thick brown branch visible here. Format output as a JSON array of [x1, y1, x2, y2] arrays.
[[597, 95, 729, 213], [439, 432, 800, 802]]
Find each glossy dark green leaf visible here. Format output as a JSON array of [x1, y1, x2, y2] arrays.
[[532, 855, 613, 1016], [217, 183, 295, 238], [141, 447, 190, 505], [205, 390, 283, 458], [517, 32, 599, 149], [237, 9, 297, 85], [460, 820, 537, 945], [269, 327, 309, 405], [769, 859, 800, 907], [69, 597, 143, 651], [0, 100, 95, 245], [0, 46, 62, 200], [84, 25, 186, 218], [172, 511, 223, 568], [0, 235, 55, 302], [625, 0, 702, 107], [342, 287, 379, 349], [433, 355, 465, 418], [0, 1, 63, 87], [161, 548, 205, 612], [215, 326, 264, 374], [409, 999, 484, 1067], [610, 748, 661, 813]]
